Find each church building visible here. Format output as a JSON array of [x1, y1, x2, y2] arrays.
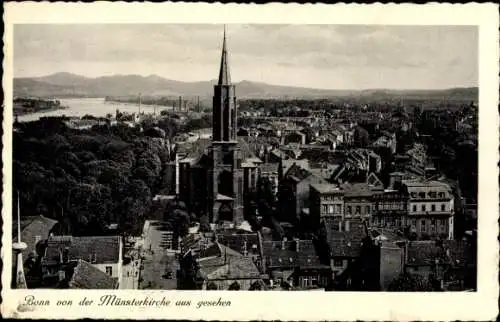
[[177, 28, 262, 226]]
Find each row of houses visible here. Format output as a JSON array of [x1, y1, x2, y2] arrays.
[[12, 215, 123, 289], [176, 221, 475, 291]]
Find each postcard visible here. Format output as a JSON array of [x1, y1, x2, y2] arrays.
[[1, 2, 499, 320]]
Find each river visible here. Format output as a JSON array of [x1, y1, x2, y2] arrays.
[[17, 98, 172, 122]]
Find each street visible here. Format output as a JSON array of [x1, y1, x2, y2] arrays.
[[139, 220, 179, 290]]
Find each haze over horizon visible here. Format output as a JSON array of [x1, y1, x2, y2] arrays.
[[14, 24, 478, 90]]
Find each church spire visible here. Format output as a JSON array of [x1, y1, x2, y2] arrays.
[[218, 25, 231, 85]]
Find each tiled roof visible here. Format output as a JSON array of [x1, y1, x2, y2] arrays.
[[285, 163, 313, 182], [44, 236, 121, 265], [406, 240, 475, 267], [341, 182, 377, 198], [12, 215, 58, 258], [262, 240, 325, 269], [406, 241, 449, 266], [323, 217, 368, 258], [282, 159, 310, 174], [260, 162, 279, 174], [216, 232, 261, 256], [198, 245, 261, 280], [68, 260, 118, 289]]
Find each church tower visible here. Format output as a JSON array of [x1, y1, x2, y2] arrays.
[[208, 26, 244, 225]]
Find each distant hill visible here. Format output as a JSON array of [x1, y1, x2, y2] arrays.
[[14, 72, 478, 101]]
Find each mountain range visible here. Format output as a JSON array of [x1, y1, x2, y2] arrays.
[[14, 72, 478, 101]]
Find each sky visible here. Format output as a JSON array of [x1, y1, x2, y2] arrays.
[[14, 24, 478, 90]]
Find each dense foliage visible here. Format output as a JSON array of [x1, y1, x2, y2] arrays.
[[13, 118, 173, 236]]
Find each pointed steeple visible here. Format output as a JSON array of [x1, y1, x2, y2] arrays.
[[218, 25, 231, 85]]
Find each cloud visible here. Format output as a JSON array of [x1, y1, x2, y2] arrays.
[[13, 24, 478, 89]]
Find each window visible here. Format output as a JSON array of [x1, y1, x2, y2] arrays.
[[419, 192, 426, 198], [421, 205, 426, 212], [431, 219, 436, 225], [365, 206, 371, 214], [421, 220, 426, 232], [411, 219, 416, 226], [438, 192, 445, 198], [412, 205, 417, 212], [441, 204, 446, 211], [334, 259, 343, 267], [105, 266, 113, 276], [431, 204, 436, 212], [336, 205, 341, 214], [439, 219, 446, 226], [355, 206, 361, 215], [302, 277, 309, 288], [322, 205, 328, 213], [328, 205, 334, 214], [346, 206, 352, 214]]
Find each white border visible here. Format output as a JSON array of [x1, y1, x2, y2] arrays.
[[2, 3, 499, 321]]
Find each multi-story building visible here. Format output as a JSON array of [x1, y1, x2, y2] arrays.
[[372, 189, 408, 230], [259, 162, 280, 196], [401, 180, 454, 240], [342, 183, 383, 226], [279, 164, 326, 225], [309, 183, 344, 230], [41, 235, 123, 288]]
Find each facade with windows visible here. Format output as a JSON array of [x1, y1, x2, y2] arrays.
[[309, 183, 344, 229], [372, 180, 455, 240], [342, 183, 383, 226], [372, 189, 408, 230], [403, 180, 454, 240]]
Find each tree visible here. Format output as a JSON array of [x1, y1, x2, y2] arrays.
[[228, 281, 241, 290], [249, 280, 266, 291]]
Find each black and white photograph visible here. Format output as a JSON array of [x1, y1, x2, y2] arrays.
[[2, 2, 498, 321]]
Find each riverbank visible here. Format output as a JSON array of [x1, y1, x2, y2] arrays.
[[14, 105, 69, 117]]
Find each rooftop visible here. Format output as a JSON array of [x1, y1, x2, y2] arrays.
[[68, 260, 118, 289], [44, 235, 121, 265], [310, 183, 341, 194]]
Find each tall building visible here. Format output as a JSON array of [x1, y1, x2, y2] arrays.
[[177, 27, 260, 226]]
